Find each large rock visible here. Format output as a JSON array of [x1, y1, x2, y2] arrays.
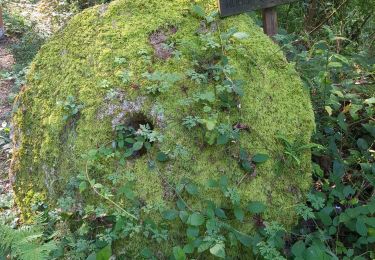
[[11, 0, 314, 256]]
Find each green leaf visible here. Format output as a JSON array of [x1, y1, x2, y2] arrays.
[[210, 242, 226, 258], [191, 4, 206, 18], [356, 218, 368, 236], [364, 97, 375, 104], [186, 226, 200, 238], [291, 240, 305, 257], [132, 141, 144, 151], [96, 245, 111, 260], [234, 207, 244, 222], [247, 201, 266, 214], [186, 183, 198, 195], [79, 181, 88, 193], [331, 160, 345, 183], [198, 242, 211, 253], [217, 134, 229, 145], [357, 138, 369, 151], [215, 208, 227, 219], [183, 243, 194, 254], [179, 211, 189, 223], [162, 210, 178, 220], [328, 62, 342, 68], [173, 246, 187, 260], [252, 153, 269, 164], [232, 82, 244, 97], [232, 32, 249, 40], [188, 212, 205, 226], [140, 248, 153, 258], [234, 232, 252, 247], [156, 152, 169, 162]]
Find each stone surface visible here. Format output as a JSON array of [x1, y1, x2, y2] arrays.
[[11, 0, 315, 256]]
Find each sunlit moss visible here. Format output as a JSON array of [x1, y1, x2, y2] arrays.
[[11, 0, 314, 256]]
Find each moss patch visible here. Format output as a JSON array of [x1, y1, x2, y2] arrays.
[[11, 0, 315, 256]]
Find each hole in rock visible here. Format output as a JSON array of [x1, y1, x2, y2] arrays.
[[115, 113, 154, 158]]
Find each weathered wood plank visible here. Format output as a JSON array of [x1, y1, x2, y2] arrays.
[[262, 7, 278, 36], [218, 0, 296, 17]]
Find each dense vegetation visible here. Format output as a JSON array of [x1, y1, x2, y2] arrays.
[[0, 0, 374, 259]]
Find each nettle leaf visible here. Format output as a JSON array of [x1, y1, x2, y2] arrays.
[[210, 242, 226, 258], [252, 153, 269, 164], [247, 201, 266, 214], [291, 240, 306, 257], [191, 4, 206, 18], [188, 212, 205, 226], [232, 81, 244, 97]]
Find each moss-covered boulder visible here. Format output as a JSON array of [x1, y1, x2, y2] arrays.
[[11, 0, 314, 256]]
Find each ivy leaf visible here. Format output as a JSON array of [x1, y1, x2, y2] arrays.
[[252, 153, 269, 164], [247, 201, 266, 214], [191, 4, 206, 18], [210, 242, 226, 258], [173, 246, 187, 260], [188, 212, 205, 226], [162, 210, 178, 220]]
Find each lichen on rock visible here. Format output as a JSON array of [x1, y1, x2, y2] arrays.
[[11, 0, 315, 256]]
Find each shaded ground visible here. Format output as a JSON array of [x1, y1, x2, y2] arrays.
[[0, 36, 18, 224]]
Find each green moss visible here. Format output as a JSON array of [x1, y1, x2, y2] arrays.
[[11, 0, 315, 256]]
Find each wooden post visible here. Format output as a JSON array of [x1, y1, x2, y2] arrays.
[[0, 6, 4, 38], [218, 0, 295, 38], [262, 7, 278, 36]]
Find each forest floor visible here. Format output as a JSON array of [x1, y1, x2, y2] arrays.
[[0, 36, 18, 225], [0, 37, 14, 179]]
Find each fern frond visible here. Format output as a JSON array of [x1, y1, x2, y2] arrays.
[[0, 222, 58, 260]]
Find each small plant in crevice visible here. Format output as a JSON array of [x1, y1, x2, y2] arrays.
[[57, 95, 84, 121]]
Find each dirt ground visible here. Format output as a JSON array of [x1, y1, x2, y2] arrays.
[[0, 36, 15, 211]]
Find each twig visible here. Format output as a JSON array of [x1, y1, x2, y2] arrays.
[[308, 0, 349, 34]]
